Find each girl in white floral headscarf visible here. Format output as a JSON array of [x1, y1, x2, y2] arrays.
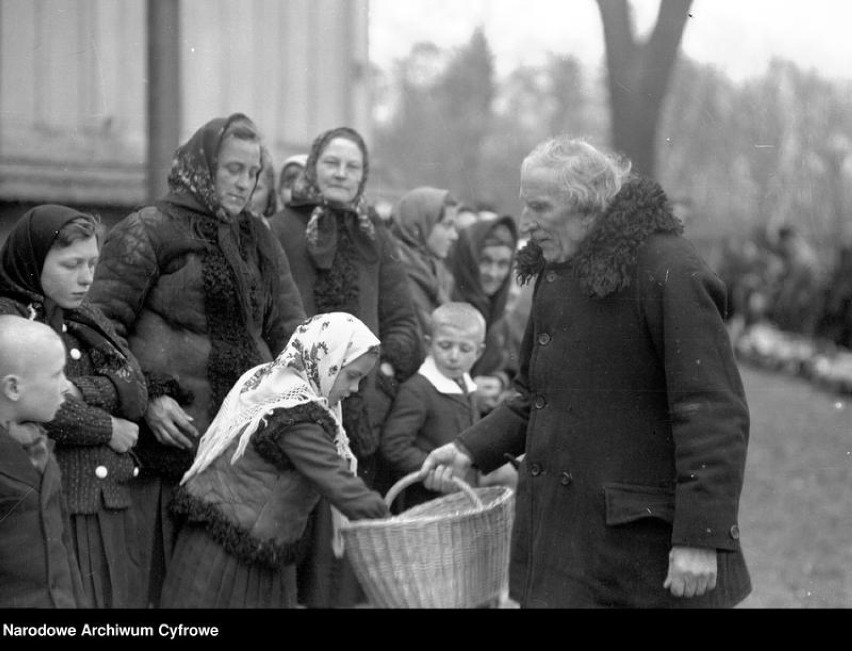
[[161, 313, 389, 609]]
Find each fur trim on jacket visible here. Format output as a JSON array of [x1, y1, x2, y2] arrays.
[[517, 177, 684, 297]]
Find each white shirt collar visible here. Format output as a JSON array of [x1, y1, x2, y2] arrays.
[[418, 355, 477, 395]]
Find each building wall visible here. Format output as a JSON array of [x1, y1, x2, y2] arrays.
[[0, 0, 371, 225]]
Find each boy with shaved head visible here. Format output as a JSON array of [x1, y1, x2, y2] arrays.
[[0, 315, 88, 607]]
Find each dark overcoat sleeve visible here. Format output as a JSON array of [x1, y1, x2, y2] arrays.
[[457, 280, 539, 473], [638, 235, 750, 551]]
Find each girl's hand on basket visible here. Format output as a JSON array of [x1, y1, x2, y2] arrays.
[[422, 442, 472, 493]]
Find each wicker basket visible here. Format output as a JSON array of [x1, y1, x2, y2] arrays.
[[340, 470, 514, 608]]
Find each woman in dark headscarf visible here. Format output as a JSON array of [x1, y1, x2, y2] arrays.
[[448, 215, 521, 414], [390, 186, 459, 340], [269, 126, 420, 608], [0, 204, 149, 608], [88, 113, 307, 607]]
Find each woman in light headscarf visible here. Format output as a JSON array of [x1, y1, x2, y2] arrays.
[[269, 126, 419, 607], [161, 313, 388, 608], [390, 186, 459, 341]]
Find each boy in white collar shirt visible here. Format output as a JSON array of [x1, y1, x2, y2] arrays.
[[380, 302, 517, 511]]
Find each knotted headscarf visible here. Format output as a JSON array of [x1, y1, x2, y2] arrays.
[[290, 127, 377, 270], [156, 113, 262, 326], [155, 114, 273, 416]]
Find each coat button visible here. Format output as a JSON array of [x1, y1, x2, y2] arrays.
[[70, 348, 82, 360], [529, 463, 542, 476], [560, 472, 573, 486], [545, 271, 557, 283], [534, 395, 546, 409], [95, 465, 108, 479], [132, 466, 140, 478], [537, 333, 551, 345], [729, 525, 740, 540]]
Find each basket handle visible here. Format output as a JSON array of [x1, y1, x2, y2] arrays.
[[384, 469, 483, 509]]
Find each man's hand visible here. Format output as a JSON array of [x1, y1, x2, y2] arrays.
[[144, 396, 198, 450], [108, 416, 139, 454], [421, 442, 473, 493], [663, 545, 718, 598]]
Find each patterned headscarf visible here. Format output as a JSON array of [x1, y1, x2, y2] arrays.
[[290, 127, 376, 269], [164, 113, 259, 219], [156, 113, 264, 327], [182, 312, 381, 484]]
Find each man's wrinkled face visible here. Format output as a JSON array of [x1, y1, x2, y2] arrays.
[[519, 163, 595, 264]]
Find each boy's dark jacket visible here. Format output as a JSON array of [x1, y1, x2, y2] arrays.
[[0, 424, 89, 607], [381, 356, 479, 509]]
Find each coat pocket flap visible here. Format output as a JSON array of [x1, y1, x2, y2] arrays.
[[604, 483, 675, 526]]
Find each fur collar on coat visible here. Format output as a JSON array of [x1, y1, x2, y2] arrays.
[[518, 177, 684, 298]]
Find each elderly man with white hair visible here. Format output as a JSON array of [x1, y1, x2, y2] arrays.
[[422, 136, 752, 608]]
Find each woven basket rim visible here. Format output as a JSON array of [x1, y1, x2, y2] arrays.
[[340, 485, 514, 533]]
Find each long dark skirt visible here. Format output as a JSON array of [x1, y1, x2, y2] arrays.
[[69, 507, 143, 608], [296, 454, 386, 608], [160, 524, 297, 609], [129, 474, 179, 608], [295, 498, 364, 608]]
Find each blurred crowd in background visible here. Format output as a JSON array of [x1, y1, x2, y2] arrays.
[[717, 224, 852, 394]]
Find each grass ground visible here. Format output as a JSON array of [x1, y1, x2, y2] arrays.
[[736, 361, 852, 608]]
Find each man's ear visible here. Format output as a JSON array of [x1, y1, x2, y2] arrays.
[[1, 375, 20, 402], [423, 334, 432, 348]]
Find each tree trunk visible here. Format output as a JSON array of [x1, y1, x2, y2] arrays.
[[596, 0, 693, 177]]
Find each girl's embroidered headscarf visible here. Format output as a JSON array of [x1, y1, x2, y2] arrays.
[[182, 312, 381, 485], [449, 215, 519, 328], [290, 127, 377, 270], [0, 204, 88, 333]]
